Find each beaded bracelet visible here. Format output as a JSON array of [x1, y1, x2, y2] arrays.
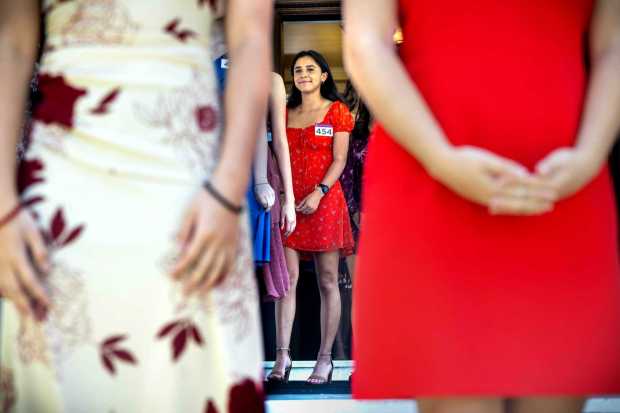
[[203, 181, 243, 215], [0, 203, 23, 230]]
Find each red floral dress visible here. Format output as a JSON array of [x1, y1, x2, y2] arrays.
[[285, 101, 355, 256]]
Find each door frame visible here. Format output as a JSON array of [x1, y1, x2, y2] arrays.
[[273, 0, 342, 75]]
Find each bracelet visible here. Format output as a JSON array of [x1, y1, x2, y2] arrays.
[[203, 181, 243, 215], [0, 203, 23, 230]]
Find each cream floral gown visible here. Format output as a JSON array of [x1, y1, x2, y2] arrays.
[[0, 1, 264, 412]]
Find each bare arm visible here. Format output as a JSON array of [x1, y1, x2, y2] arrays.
[[171, 0, 273, 291], [343, 0, 556, 215], [211, 0, 272, 204], [0, 1, 39, 213], [252, 123, 269, 185], [270, 72, 295, 204], [535, 0, 620, 198], [575, 0, 620, 166], [0, 1, 50, 320], [321, 132, 349, 188], [252, 122, 276, 210], [269, 73, 296, 233], [342, 0, 450, 177]]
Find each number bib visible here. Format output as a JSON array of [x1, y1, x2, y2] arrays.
[[315, 123, 334, 137]]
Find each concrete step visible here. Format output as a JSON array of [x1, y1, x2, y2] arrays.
[[263, 362, 620, 412], [264, 360, 353, 383], [266, 398, 620, 413]]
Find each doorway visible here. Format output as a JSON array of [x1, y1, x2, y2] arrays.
[[261, 0, 354, 393]]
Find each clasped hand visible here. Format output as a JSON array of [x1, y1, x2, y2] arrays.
[[433, 146, 600, 215]]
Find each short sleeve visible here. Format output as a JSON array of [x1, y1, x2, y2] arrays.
[[332, 101, 354, 133]]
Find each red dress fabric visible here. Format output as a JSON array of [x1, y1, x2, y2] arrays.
[[285, 101, 355, 255], [353, 0, 620, 397]]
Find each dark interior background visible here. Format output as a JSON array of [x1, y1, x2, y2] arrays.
[[260, 0, 353, 362]]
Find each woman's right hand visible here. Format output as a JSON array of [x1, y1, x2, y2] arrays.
[[0, 209, 50, 320], [171, 188, 241, 297], [280, 200, 297, 237], [430, 146, 558, 215]]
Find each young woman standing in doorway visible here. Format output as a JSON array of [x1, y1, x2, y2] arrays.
[[267, 50, 354, 385]]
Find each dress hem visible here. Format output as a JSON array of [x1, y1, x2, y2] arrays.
[[283, 245, 354, 257]]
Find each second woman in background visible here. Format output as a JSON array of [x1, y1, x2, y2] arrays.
[[263, 72, 297, 301], [267, 50, 354, 384], [211, 17, 295, 301], [340, 81, 371, 280]]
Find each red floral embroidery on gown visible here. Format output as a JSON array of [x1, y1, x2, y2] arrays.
[[285, 101, 355, 255], [1, 1, 264, 412], [204, 380, 264, 413], [33, 74, 87, 128]]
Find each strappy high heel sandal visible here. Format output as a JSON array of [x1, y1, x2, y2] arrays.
[[306, 353, 334, 385], [267, 347, 293, 383]]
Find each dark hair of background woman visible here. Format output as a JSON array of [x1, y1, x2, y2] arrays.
[[343, 81, 371, 141], [287, 50, 343, 109]]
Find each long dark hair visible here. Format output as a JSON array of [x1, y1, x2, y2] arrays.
[[343, 81, 371, 142], [287, 50, 343, 109]]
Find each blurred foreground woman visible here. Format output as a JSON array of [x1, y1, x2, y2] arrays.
[[344, 1, 620, 412], [0, 1, 271, 412]]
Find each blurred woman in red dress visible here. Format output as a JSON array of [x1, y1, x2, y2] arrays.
[[345, 0, 620, 412], [267, 50, 354, 385]]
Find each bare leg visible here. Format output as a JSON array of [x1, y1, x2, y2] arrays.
[[307, 250, 341, 384], [345, 254, 356, 281], [417, 398, 505, 413], [346, 212, 360, 282], [267, 247, 300, 381], [510, 397, 585, 413]]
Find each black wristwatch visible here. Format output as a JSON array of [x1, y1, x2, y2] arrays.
[[316, 184, 329, 195]]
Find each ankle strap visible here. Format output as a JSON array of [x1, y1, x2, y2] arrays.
[[318, 353, 332, 358], [276, 347, 290, 352]]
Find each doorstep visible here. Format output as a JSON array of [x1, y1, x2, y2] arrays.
[[264, 360, 352, 395]]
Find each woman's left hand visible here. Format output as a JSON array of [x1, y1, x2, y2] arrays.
[[296, 190, 323, 215], [535, 147, 602, 200]]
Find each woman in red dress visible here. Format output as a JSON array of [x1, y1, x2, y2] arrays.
[[267, 50, 354, 384], [344, 0, 620, 412]]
